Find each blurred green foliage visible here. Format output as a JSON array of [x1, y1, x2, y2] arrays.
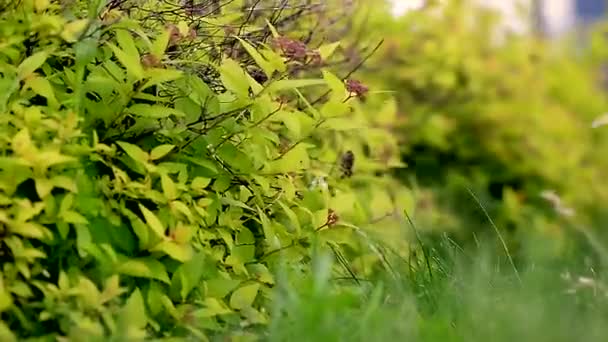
[[347, 0, 608, 258]]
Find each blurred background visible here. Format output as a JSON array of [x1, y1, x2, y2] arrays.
[[348, 0, 608, 264]]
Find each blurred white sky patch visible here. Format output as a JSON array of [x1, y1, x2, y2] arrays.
[[389, 0, 425, 16], [389, 0, 576, 38]]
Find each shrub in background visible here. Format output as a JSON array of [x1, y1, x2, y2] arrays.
[[348, 0, 608, 260]]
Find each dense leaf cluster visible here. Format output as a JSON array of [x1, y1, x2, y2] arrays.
[[0, 0, 411, 340]]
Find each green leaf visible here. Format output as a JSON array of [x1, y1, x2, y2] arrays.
[[267, 143, 311, 173], [197, 298, 233, 318], [322, 69, 346, 99], [128, 215, 150, 250], [0, 321, 15, 342], [61, 19, 89, 43], [264, 79, 326, 94], [24, 76, 58, 108], [116, 258, 170, 284], [117, 141, 148, 164], [170, 252, 206, 301], [318, 42, 341, 60], [120, 288, 147, 329], [219, 58, 250, 98], [140, 69, 183, 91], [151, 28, 171, 58], [278, 200, 301, 235], [265, 19, 280, 38], [107, 42, 144, 80], [0, 277, 13, 313], [149, 240, 192, 262], [150, 144, 175, 161], [205, 278, 241, 299], [160, 173, 177, 200], [17, 51, 49, 80], [229, 283, 260, 310], [191, 177, 211, 190], [235, 37, 274, 78], [127, 103, 185, 119], [320, 117, 364, 130], [138, 204, 166, 238]]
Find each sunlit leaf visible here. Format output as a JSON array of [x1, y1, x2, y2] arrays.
[[138, 204, 166, 238], [117, 258, 170, 284], [127, 103, 185, 119], [17, 51, 49, 80], [229, 283, 260, 310], [117, 141, 148, 164]]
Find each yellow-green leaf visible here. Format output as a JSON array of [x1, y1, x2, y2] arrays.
[[61, 19, 89, 43], [127, 103, 185, 119], [150, 144, 175, 160], [229, 283, 260, 310], [318, 42, 340, 60], [264, 79, 326, 94], [117, 258, 170, 284], [120, 288, 147, 329], [107, 43, 144, 80], [35, 178, 53, 198], [138, 204, 166, 238], [151, 28, 171, 58], [17, 51, 49, 80], [150, 240, 193, 262], [235, 36, 275, 78], [219, 58, 250, 97], [197, 298, 233, 318], [9, 222, 50, 239], [191, 177, 211, 191], [24, 76, 58, 108], [160, 173, 177, 200], [117, 141, 148, 164], [0, 277, 13, 313]]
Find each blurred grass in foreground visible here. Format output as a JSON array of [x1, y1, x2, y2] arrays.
[[258, 227, 608, 342]]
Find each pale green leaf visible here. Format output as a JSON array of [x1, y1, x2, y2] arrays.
[[229, 283, 260, 310], [150, 240, 193, 262], [17, 51, 49, 80], [120, 288, 147, 329], [318, 42, 340, 60], [219, 58, 250, 97], [235, 37, 274, 78], [107, 43, 144, 80], [160, 173, 177, 200], [151, 28, 171, 58], [25, 76, 58, 108], [127, 103, 185, 119], [191, 177, 211, 190], [116, 258, 170, 283], [117, 141, 148, 164], [264, 79, 326, 94], [138, 204, 166, 238], [170, 252, 206, 301], [61, 19, 89, 43], [150, 144, 175, 160]]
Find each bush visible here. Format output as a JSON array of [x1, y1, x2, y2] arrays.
[[353, 0, 608, 258], [0, 0, 411, 339]]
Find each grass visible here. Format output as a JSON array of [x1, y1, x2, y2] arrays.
[[252, 226, 608, 342]]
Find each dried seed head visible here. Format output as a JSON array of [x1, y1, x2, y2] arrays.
[[340, 150, 355, 178], [141, 54, 161, 68], [307, 50, 323, 66], [167, 24, 181, 45], [327, 209, 339, 226], [273, 36, 309, 62], [345, 79, 369, 98]]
